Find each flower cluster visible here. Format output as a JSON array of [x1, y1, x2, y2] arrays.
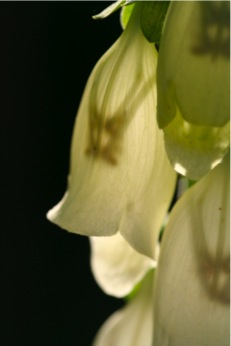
[[47, 2, 230, 345]]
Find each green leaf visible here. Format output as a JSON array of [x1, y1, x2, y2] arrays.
[[140, 1, 170, 43]]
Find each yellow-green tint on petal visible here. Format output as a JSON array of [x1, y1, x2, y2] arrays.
[[163, 109, 230, 180], [120, 3, 134, 29], [153, 155, 230, 346], [157, 1, 230, 129], [93, 271, 154, 346], [90, 233, 155, 298]]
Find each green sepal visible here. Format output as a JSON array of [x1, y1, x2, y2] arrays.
[[93, 0, 126, 20], [140, 1, 170, 43], [93, 0, 135, 20], [124, 269, 154, 302]]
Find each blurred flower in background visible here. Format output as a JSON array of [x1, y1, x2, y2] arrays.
[[157, 1, 230, 180]]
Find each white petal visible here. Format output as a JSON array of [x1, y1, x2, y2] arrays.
[[119, 131, 176, 258], [153, 155, 230, 346], [93, 272, 154, 346], [90, 233, 155, 297], [47, 4, 176, 259]]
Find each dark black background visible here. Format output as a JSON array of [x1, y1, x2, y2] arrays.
[[1, 2, 124, 345]]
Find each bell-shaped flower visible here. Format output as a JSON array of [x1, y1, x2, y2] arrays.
[[157, 1, 230, 180], [92, 271, 154, 346], [153, 154, 230, 346], [47, 4, 176, 259], [90, 233, 156, 298]]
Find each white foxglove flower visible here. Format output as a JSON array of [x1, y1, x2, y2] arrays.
[[157, 1, 230, 180], [47, 4, 176, 259], [90, 233, 156, 297], [93, 272, 154, 346], [153, 154, 230, 346]]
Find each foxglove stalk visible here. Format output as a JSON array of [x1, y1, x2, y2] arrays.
[[157, 1, 230, 180], [93, 272, 154, 346], [47, 4, 176, 259], [153, 154, 230, 346]]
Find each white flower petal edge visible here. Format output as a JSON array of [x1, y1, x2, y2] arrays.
[[90, 233, 156, 298], [47, 4, 176, 259], [92, 271, 154, 346], [153, 154, 230, 346]]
